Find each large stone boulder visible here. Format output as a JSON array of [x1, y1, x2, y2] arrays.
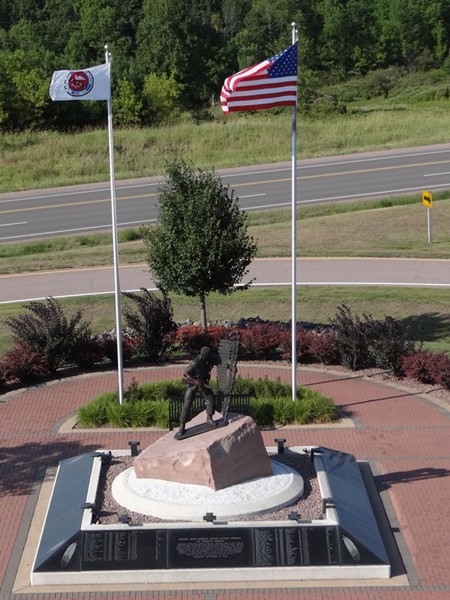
[[134, 412, 272, 490]]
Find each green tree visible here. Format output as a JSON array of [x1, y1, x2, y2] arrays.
[[113, 79, 142, 126], [141, 72, 182, 125], [141, 162, 257, 332], [136, 0, 231, 110], [234, 0, 297, 68]]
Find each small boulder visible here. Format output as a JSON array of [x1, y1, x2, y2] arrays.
[[134, 412, 272, 490]]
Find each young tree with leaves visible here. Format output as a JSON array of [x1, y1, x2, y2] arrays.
[[141, 162, 257, 332]]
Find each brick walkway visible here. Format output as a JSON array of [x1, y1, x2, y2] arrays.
[[1, 363, 449, 600]]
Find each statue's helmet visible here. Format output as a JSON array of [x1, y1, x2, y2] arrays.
[[200, 347, 211, 359]]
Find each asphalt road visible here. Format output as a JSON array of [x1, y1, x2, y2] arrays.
[[1, 257, 448, 305], [2, 143, 450, 241]]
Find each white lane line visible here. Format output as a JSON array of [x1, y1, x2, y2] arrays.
[[225, 149, 450, 178], [424, 172, 450, 176], [0, 219, 157, 241], [0, 182, 161, 204], [0, 221, 27, 227], [1, 280, 449, 305], [239, 193, 266, 199], [296, 182, 450, 204], [244, 182, 450, 211]]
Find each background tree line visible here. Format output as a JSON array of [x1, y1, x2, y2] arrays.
[[1, 0, 450, 130]]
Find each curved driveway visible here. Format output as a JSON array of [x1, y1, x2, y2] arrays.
[[0, 257, 448, 304]]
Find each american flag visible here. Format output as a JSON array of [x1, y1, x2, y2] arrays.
[[220, 42, 297, 114]]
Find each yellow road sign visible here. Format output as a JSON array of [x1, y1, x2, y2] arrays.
[[422, 190, 432, 208]]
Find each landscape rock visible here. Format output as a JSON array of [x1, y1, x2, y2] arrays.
[[134, 412, 273, 490]]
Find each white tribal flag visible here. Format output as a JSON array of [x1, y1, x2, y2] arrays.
[[50, 63, 110, 101]]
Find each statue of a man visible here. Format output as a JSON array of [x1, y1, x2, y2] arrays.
[[177, 346, 219, 436]]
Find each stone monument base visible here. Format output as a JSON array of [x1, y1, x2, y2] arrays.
[[30, 446, 393, 586], [134, 412, 272, 490]]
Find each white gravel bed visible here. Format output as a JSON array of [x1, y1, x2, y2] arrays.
[[96, 452, 323, 524]]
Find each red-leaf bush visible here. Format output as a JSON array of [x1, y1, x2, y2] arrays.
[[400, 350, 450, 387], [308, 330, 340, 365], [0, 344, 49, 384], [239, 323, 282, 359], [98, 333, 136, 365], [70, 335, 104, 370], [278, 329, 313, 362], [0, 361, 6, 390], [176, 325, 233, 357]]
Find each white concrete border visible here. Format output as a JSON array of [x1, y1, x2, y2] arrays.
[[30, 446, 392, 586]]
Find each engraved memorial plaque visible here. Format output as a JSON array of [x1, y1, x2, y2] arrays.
[[168, 528, 253, 569], [81, 530, 167, 570]]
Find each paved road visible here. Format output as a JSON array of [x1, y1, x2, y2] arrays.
[[0, 257, 448, 304], [2, 143, 450, 241]]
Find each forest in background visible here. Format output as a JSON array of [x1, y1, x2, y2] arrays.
[[1, 0, 450, 130]]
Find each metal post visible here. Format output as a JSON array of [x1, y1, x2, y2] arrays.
[[105, 45, 124, 405], [291, 21, 298, 401]]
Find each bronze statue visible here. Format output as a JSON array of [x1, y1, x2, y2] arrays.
[[177, 346, 219, 437]]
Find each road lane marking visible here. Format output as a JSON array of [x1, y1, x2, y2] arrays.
[[2, 280, 450, 305], [0, 221, 27, 227], [0, 193, 158, 215], [0, 219, 156, 241], [296, 182, 450, 204]]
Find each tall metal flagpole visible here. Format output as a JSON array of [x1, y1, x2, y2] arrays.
[[291, 23, 298, 401], [105, 45, 125, 405]]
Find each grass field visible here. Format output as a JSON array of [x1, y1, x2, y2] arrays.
[[2, 103, 450, 194]]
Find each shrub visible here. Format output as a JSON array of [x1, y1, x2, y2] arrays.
[[278, 328, 312, 362], [106, 401, 156, 428], [151, 401, 170, 428], [370, 316, 415, 375], [0, 344, 49, 384], [122, 289, 177, 363], [239, 323, 281, 359], [271, 398, 296, 425], [70, 333, 103, 370], [0, 361, 6, 390], [331, 304, 375, 370], [124, 378, 145, 403], [249, 398, 275, 426], [77, 393, 115, 428], [98, 332, 135, 365], [308, 330, 340, 365], [5, 297, 92, 373], [296, 389, 338, 424], [139, 379, 185, 400], [400, 350, 450, 387], [77, 378, 336, 428], [234, 376, 291, 398], [176, 325, 232, 356]]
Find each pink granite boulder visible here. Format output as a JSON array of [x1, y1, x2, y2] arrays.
[[134, 412, 272, 490]]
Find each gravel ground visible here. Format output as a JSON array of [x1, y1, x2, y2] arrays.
[[95, 451, 323, 525]]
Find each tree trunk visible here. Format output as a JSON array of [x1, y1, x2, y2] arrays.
[[199, 292, 207, 332]]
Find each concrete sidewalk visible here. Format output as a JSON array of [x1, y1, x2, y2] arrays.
[[1, 363, 449, 599]]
